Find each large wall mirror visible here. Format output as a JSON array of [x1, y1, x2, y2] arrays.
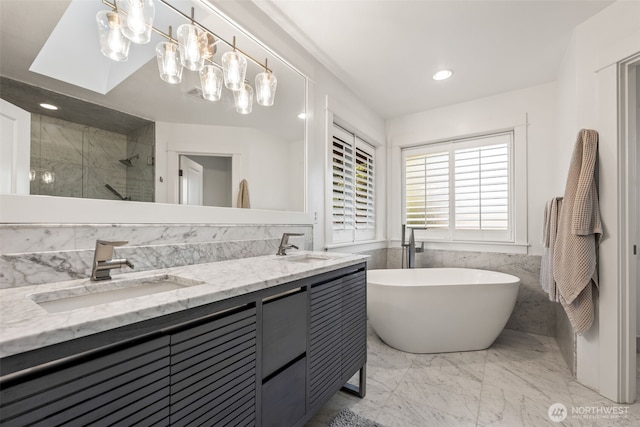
[[0, 0, 307, 213]]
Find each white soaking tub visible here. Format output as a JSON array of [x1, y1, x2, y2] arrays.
[[367, 268, 520, 353]]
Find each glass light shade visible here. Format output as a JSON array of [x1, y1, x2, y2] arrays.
[[117, 0, 155, 44], [96, 10, 130, 62], [255, 71, 277, 106], [199, 65, 223, 101], [41, 171, 55, 184], [177, 24, 206, 71], [156, 41, 183, 84], [233, 83, 254, 114], [222, 51, 247, 91]]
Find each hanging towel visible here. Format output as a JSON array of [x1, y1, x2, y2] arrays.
[[540, 197, 562, 302], [237, 179, 251, 209], [553, 129, 602, 334]]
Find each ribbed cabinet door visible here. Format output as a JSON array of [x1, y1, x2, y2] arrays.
[[0, 336, 171, 427], [308, 277, 343, 412], [340, 272, 367, 381], [169, 306, 257, 427]]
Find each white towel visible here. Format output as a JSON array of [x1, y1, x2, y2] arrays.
[[553, 129, 602, 334], [540, 197, 562, 302]]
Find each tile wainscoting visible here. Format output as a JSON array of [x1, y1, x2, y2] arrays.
[[0, 224, 312, 289]]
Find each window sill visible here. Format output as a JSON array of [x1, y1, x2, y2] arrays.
[[391, 240, 530, 254]]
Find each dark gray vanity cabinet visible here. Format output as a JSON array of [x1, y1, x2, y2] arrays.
[[261, 290, 308, 427], [0, 336, 171, 426], [170, 307, 258, 426], [0, 263, 367, 427], [309, 269, 367, 413]]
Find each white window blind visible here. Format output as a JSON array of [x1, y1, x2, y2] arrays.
[[403, 132, 513, 242], [332, 124, 375, 243]]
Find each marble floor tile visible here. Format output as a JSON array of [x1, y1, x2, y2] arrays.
[[305, 327, 640, 427]]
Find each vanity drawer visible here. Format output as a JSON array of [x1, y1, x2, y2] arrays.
[[261, 356, 306, 427], [262, 289, 307, 378]]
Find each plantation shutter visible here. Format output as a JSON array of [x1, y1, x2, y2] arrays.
[[331, 124, 375, 243], [354, 137, 375, 240], [454, 141, 509, 231], [403, 132, 513, 242]]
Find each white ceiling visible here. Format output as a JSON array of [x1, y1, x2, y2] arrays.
[[255, 0, 615, 119]]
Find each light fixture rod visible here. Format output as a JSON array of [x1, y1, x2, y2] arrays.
[[101, 0, 272, 73], [154, 2, 272, 71]]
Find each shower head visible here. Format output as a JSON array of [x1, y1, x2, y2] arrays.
[[119, 154, 139, 167]]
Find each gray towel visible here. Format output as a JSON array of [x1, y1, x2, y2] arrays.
[[540, 197, 562, 301]]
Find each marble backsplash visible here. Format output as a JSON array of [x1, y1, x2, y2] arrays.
[[386, 248, 557, 337], [0, 224, 312, 289]]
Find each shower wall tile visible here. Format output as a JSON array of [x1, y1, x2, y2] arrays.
[[387, 248, 555, 337], [85, 166, 127, 200], [84, 128, 127, 171], [39, 159, 83, 198], [39, 115, 84, 165], [0, 224, 313, 289], [126, 123, 155, 202]]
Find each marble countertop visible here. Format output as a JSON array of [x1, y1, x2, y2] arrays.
[[0, 251, 367, 358]]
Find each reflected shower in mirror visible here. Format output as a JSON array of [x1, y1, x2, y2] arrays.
[[0, 0, 306, 212]]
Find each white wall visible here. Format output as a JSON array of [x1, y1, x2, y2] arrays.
[[386, 82, 558, 255], [213, 2, 387, 251], [156, 121, 304, 212], [555, 0, 640, 402]]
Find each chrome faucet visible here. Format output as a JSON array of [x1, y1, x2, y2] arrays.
[[90, 240, 134, 281], [401, 224, 425, 268], [277, 233, 304, 256]]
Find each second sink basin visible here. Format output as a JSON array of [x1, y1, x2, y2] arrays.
[[277, 253, 338, 263], [29, 274, 205, 313]]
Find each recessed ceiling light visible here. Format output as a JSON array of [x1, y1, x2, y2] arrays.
[[432, 69, 453, 81], [298, 112, 306, 119], [39, 103, 59, 110]]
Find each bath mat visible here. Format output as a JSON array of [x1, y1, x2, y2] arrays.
[[328, 409, 385, 427]]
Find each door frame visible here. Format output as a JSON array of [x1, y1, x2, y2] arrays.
[[617, 54, 640, 403]]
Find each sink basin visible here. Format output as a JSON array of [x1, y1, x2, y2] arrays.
[[29, 274, 205, 313], [277, 254, 337, 263]]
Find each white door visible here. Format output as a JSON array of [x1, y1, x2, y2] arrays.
[[0, 99, 30, 194], [179, 155, 203, 205]]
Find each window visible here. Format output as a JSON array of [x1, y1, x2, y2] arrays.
[[331, 124, 375, 244], [403, 132, 513, 243]]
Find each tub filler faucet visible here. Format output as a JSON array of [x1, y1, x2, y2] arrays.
[[401, 224, 425, 269], [91, 240, 134, 281]]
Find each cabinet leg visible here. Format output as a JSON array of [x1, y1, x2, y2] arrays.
[[341, 364, 366, 398]]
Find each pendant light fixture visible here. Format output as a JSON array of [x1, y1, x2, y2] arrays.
[[222, 36, 247, 91], [177, 8, 206, 71], [255, 58, 277, 106], [117, 0, 155, 44], [200, 65, 223, 101], [156, 26, 183, 84], [97, 0, 279, 115], [233, 82, 254, 114], [96, 9, 130, 62]]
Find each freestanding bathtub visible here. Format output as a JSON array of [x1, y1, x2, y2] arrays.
[[367, 268, 520, 353]]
